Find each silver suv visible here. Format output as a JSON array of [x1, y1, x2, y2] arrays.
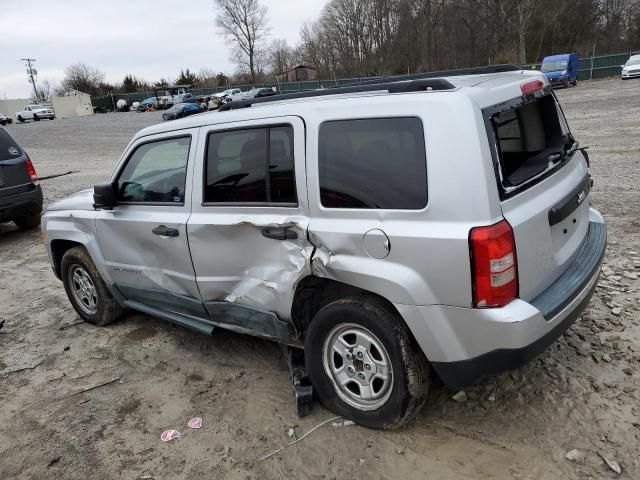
[[43, 66, 606, 429]]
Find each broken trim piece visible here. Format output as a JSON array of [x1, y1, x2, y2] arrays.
[[205, 301, 293, 344]]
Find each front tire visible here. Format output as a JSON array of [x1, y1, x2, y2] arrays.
[[61, 247, 124, 326], [305, 296, 430, 429]]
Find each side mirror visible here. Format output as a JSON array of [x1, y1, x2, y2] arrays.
[[93, 182, 117, 210]]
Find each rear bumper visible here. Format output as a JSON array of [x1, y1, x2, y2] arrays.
[[398, 214, 606, 389], [0, 185, 43, 221]]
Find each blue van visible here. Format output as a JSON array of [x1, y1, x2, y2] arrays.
[[540, 53, 579, 88]]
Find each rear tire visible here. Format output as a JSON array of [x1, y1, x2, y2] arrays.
[[33, 115, 40, 121], [17, 116, 24, 123], [61, 246, 124, 326], [14, 212, 41, 230], [305, 295, 430, 429]]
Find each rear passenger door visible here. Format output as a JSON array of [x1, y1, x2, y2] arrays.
[[95, 129, 207, 317], [188, 117, 310, 339]]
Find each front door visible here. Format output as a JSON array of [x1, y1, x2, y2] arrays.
[[96, 129, 207, 318], [187, 116, 311, 341]]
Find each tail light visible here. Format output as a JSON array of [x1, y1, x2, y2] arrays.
[[520, 79, 544, 95], [469, 220, 518, 307], [25, 158, 38, 184]]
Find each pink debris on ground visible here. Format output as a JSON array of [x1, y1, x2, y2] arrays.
[[188, 417, 203, 429], [160, 430, 181, 442]]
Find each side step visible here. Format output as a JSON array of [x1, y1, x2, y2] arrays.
[[123, 300, 215, 335]]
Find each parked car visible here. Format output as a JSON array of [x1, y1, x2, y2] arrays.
[[172, 93, 194, 104], [215, 88, 242, 104], [15, 105, 55, 122], [0, 127, 42, 229], [620, 54, 640, 80], [540, 53, 579, 88], [242, 87, 278, 100], [0, 113, 13, 126], [137, 97, 158, 111], [42, 68, 606, 429], [161, 102, 204, 121]]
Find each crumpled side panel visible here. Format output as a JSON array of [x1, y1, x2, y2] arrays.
[[188, 214, 313, 322]]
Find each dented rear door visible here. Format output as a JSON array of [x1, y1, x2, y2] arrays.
[[187, 116, 311, 339]]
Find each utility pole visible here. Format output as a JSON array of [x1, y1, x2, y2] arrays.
[[21, 58, 41, 101]]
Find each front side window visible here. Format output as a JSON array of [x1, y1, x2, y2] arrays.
[[204, 125, 296, 204], [117, 136, 191, 203], [318, 117, 428, 209]]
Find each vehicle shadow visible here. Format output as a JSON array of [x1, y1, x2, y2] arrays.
[[0, 223, 38, 245]]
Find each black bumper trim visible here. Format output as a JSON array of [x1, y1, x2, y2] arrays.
[[432, 278, 598, 389], [531, 221, 606, 320], [431, 221, 606, 390], [0, 186, 43, 221]]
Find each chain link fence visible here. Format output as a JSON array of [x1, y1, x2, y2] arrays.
[[91, 50, 639, 110]]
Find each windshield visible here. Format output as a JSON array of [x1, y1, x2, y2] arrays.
[[625, 58, 640, 67], [541, 60, 568, 72]]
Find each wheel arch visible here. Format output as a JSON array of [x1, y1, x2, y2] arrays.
[[290, 276, 420, 347], [46, 220, 110, 284], [50, 239, 84, 279]]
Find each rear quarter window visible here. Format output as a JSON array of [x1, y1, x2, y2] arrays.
[[0, 129, 22, 161], [318, 117, 427, 209]]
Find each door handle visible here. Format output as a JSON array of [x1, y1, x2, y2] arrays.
[[261, 227, 298, 240], [152, 225, 179, 237]]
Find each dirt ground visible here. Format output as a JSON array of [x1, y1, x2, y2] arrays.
[[0, 78, 638, 480]]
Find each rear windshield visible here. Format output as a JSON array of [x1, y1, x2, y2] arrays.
[[0, 129, 22, 161], [489, 94, 575, 193]]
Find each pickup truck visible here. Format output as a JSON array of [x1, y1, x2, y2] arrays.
[[16, 105, 55, 122]]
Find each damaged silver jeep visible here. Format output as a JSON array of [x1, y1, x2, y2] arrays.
[[43, 66, 606, 428]]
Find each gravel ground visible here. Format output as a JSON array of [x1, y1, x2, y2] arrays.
[[0, 78, 639, 479]]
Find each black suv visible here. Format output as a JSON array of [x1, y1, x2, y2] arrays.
[[0, 127, 43, 229]]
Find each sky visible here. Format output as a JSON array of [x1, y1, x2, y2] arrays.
[[0, 0, 328, 99]]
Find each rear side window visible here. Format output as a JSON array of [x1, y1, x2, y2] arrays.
[[318, 118, 427, 209], [204, 125, 296, 204], [491, 94, 571, 189], [0, 129, 22, 161], [117, 136, 191, 204]]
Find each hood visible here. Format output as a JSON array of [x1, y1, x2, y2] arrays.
[[47, 188, 95, 211]]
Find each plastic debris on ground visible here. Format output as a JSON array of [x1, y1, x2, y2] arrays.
[[332, 419, 355, 427], [160, 430, 181, 442], [188, 417, 203, 429]]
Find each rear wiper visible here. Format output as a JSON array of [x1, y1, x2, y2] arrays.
[[548, 141, 578, 165]]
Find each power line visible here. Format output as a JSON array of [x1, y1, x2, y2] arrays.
[[21, 58, 41, 101]]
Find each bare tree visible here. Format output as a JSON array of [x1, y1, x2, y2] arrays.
[[268, 38, 295, 75], [61, 63, 105, 95], [213, 0, 270, 82]]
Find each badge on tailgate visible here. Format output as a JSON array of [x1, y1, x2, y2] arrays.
[[548, 175, 591, 226]]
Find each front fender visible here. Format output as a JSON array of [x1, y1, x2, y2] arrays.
[[43, 211, 111, 284]]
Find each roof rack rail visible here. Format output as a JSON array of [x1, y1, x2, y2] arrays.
[[219, 78, 455, 111], [337, 64, 521, 88], [218, 64, 522, 112]]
